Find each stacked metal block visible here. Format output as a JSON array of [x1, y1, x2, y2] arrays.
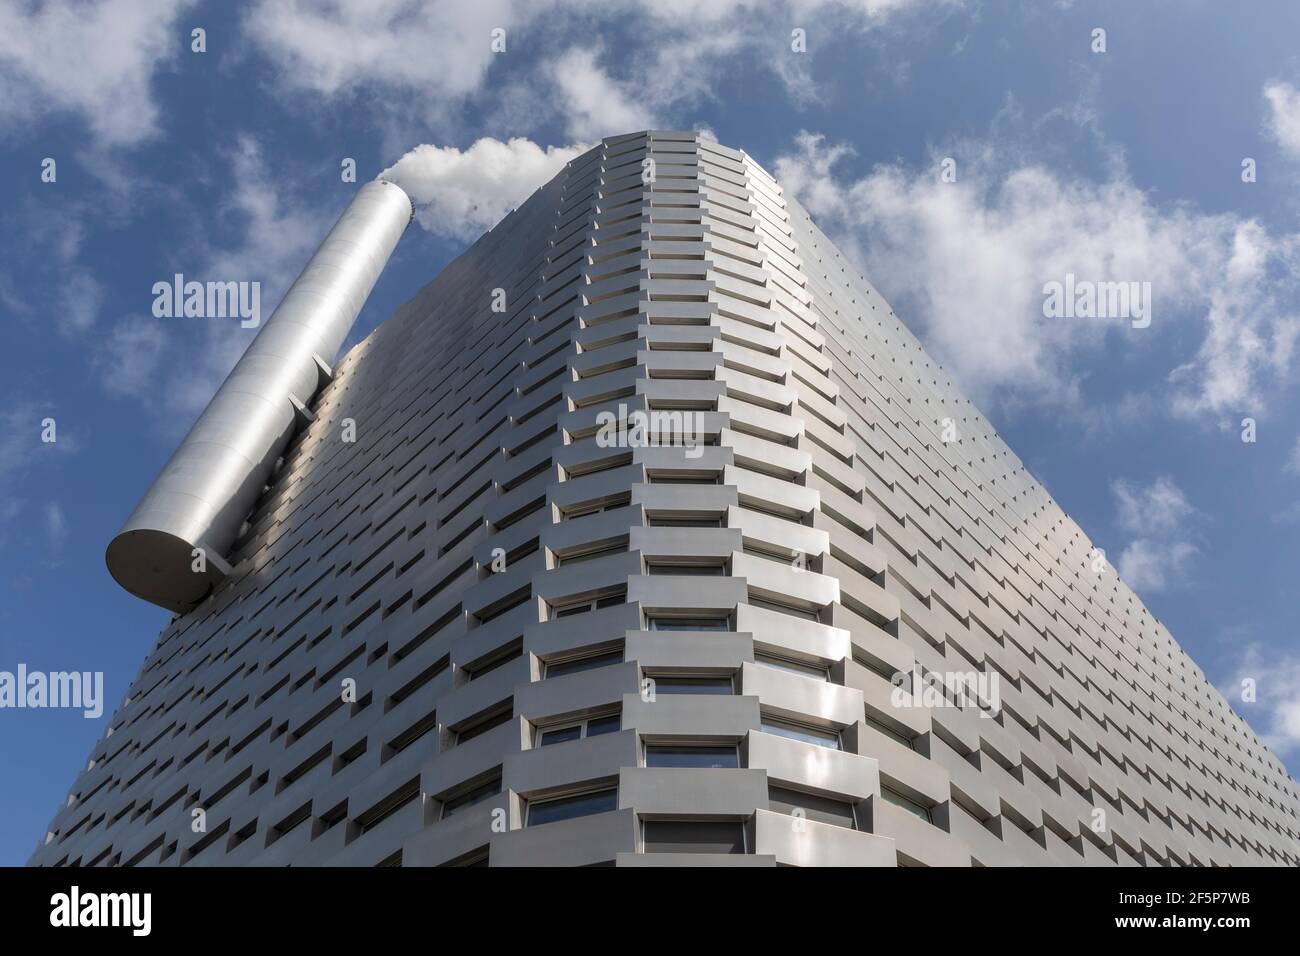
[[32, 131, 1300, 866]]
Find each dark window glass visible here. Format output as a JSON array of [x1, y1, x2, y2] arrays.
[[881, 787, 932, 823], [442, 780, 500, 818], [457, 707, 511, 743], [643, 821, 744, 854], [648, 617, 729, 632], [864, 715, 916, 749], [527, 789, 617, 827], [646, 746, 738, 769], [768, 786, 856, 829], [546, 650, 622, 678], [538, 725, 582, 747], [652, 677, 733, 695], [648, 517, 722, 527], [586, 714, 621, 736], [555, 604, 590, 618], [760, 718, 840, 750], [646, 563, 724, 576]]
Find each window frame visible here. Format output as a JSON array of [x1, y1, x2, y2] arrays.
[[533, 711, 622, 748]]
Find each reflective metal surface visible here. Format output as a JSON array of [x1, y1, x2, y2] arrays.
[[106, 179, 413, 612]]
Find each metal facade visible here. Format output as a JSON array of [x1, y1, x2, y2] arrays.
[[32, 131, 1300, 867]]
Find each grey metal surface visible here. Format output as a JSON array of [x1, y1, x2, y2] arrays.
[[106, 179, 413, 612], [35, 132, 1300, 867]]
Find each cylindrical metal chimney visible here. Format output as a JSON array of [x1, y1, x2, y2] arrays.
[[107, 179, 414, 612]]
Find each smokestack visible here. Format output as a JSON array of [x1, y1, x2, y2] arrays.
[[107, 179, 414, 613]]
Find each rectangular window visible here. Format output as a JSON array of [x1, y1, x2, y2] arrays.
[[467, 645, 521, 681], [536, 712, 621, 747], [545, 648, 623, 678], [748, 597, 819, 622], [647, 516, 723, 528], [526, 788, 618, 827], [645, 746, 738, 769], [768, 786, 856, 829], [864, 714, 916, 750], [646, 616, 729, 632], [556, 541, 627, 566], [645, 562, 725, 576], [551, 592, 626, 620], [760, 717, 841, 750], [455, 705, 512, 745], [441, 778, 501, 819], [754, 653, 829, 682], [880, 787, 932, 823], [650, 676, 734, 696], [643, 821, 745, 854], [561, 497, 630, 521]]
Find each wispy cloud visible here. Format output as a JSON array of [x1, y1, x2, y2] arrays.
[[0, 0, 196, 147], [772, 121, 1300, 420], [1264, 81, 1300, 161], [1109, 476, 1199, 594], [1219, 643, 1300, 759]]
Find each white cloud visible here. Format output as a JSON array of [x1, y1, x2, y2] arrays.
[[242, 0, 956, 138], [772, 130, 1300, 417], [243, 0, 523, 101], [96, 318, 168, 400], [1111, 475, 1195, 536], [381, 137, 590, 240], [0, 403, 76, 549], [44, 501, 68, 554], [1115, 538, 1196, 594], [1285, 436, 1300, 476], [0, 0, 194, 146], [1264, 81, 1300, 160], [545, 48, 658, 143], [1109, 476, 1198, 594], [1220, 644, 1300, 758], [93, 137, 332, 426]]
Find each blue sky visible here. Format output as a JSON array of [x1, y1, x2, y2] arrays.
[[1, 0, 1299, 866]]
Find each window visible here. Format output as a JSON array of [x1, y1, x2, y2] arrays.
[[562, 497, 629, 521], [647, 473, 720, 484], [748, 596, 819, 622], [650, 676, 734, 696], [864, 714, 916, 750], [768, 786, 857, 830], [646, 616, 729, 632], [544, 648, 623, 678], [760, 717, 841, 750], [467, 645, 521, 681], [551, 593, 626, 620], [645, 562, 725, 576], [648, 516, 723, 528], [754, 653, 829, 682], [645, 746, 738, 769], [526, 788, 618, 827], [536, 713, 621, 747], [454, 705, 512, 745], [441, 778, 501, 819], [555, 541, 627, 566], [880, 787, 932, 824], [643, 821, 745, 854]]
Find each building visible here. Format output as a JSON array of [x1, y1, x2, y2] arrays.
[[31, 130, 1300, 867]]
